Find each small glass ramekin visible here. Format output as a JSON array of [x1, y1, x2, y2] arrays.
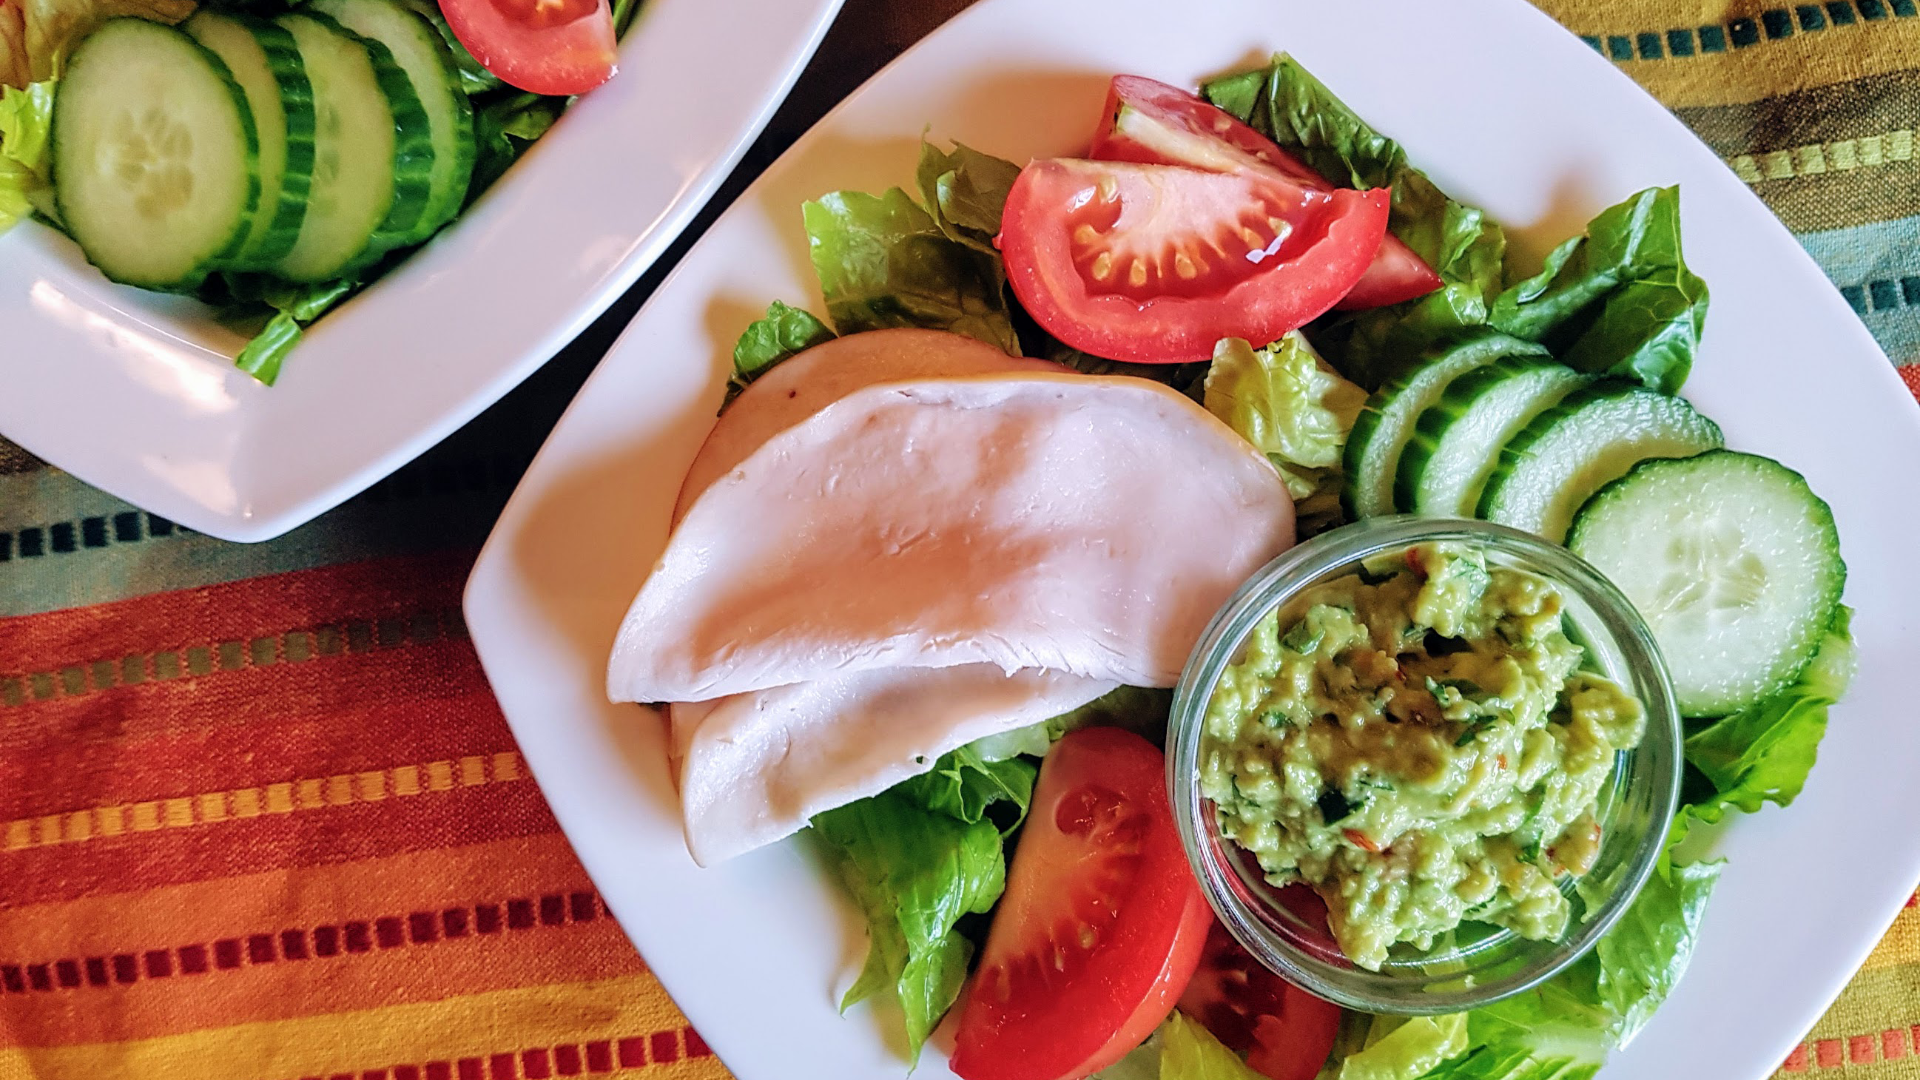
[[1166, 516, 1681, 1014]]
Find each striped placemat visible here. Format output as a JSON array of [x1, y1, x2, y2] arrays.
[[2, 2, 1916, 1078]]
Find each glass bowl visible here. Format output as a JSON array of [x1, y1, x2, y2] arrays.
[[1166, 516, 1681, 1014]]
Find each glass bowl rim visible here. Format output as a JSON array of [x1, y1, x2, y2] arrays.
[[1165, 515, 1682, 1014]]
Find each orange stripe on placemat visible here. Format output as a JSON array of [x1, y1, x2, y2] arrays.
[[0, 975, 729, 1080], [0, 764, 561, 908], [0, 835, 646, 1047], [0, 551, 475, 678]]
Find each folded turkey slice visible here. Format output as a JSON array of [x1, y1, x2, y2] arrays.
[[610, 365, 1296, 702], [669, 666, 1112, 865], [659, 331, 1116, 864]]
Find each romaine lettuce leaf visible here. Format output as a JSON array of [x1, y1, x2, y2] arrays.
[[1594, 859, 1722, 1046], [915, 139, 1020, 256], [8, 0, 192, 85], [728, 300, 835, 399], [1682, 606, 1854, 824], [811, 748, 1036, 1063], [232, 278, 356, 386], [1159, 1011, 1269, 1080], [1204, 333, 1365, 534], [802, 185, 1020, 354], [895, 745, 1036, 833], [1332, 1015, 1469, 1080], [0, 79, 53, 234], [1202, 55, 1506, 389], [1489, 187, 1706, 395], [470, 90, 566, 197]]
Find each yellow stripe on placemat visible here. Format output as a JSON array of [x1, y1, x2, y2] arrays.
[[0, 975, 731, 1080], [1535, 0, 1920, 108], [0, 753, 526, 852]]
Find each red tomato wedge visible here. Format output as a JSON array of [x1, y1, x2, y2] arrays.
[[1179, 920, 1343, 1080], [948, 728, 1213, 1080], [997, 159, 1389, 364], [440, 0, 616, 96], [1088, 74, 1442, 312]]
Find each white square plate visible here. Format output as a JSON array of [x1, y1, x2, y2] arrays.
[[0, 0, 843, 542], [462, 0, 1920, 1076]]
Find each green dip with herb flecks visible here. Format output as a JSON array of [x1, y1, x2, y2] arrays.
[[1199, 542, 1645, 970]]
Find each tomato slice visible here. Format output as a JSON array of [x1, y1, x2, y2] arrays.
[[1088, 74, 1442, 312], [949, 727, 1213, 1080], [1178, 920, 1342, 1080], [997, 158, 1388, 364], [439, 0, 615, 96]]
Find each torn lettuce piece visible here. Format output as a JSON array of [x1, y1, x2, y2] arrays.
[[1204, 333, 1365, 535], [1159, 1011, 1269, 1080], [231, 278, 356, 386], [810, 748, 1035, 1063], [1594, 858, 1722, 1046], [1202, 54, 1506, 389], [802, 186, 1020, 354], [727, 299, 835, 401], [1331, 1014, 1469, 1080], [1675, 606, 1854, 842], [915, 139, 1020, 255], [1490, 187, 1707, 395], [0, 78, 53, 233]]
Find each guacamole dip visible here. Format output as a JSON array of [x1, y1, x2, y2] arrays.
[[1199, 542, 1645, 970]]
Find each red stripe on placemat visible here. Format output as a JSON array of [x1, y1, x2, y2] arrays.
[[292, 1026, 715, 1080], [1900, 364, 1920, 404]]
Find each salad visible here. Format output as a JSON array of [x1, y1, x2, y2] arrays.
[[606, 53, 1854, 1080], [0, 0, 636, 384]]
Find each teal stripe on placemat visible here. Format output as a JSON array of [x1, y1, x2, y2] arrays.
[[1795, 214, 1920, 365], [1579, 0, 1918, 62], [0, 446, 524, 618]]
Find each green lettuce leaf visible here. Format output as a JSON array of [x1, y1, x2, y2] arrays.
[[0, 78, 53, 233], [1334, 1015, 1469, 1080], [400, 0, 501, 94], [9, 0, 193, 84], [802, 186, 1020, 354], [966, 685, 1174, 763], [1594, 859, 1722, 1046], [894, 745, 1037, 834], [1682, 606, 1854, 824], [470, 91, 566, 198], [1489, 187, 1706, 394], [915, 139, 1020, 255], [811, 749, 1035, 1064], [1203, 55, 1506, 389], [813, 790, 1009, 1064], [1204, 333, 1366, 535], [1159, 1011, 1269, 1080], [232, 278, 356, 385], [728, 300, 835, 398]]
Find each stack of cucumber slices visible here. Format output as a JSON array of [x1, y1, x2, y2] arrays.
[[1343, 333, 1846, 719], [50, 0, 474, 292]]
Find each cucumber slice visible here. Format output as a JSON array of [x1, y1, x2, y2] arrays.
[[1341, 332, 1548, 520], [51, 18, 261, 289], [1569, 450, 1845, 716], [1397, 357, 1588, 517], [185, 13, 315, 270], [1477, 383, 1723, 542], [311, 0, 474, 241], [273, 12, 415, 280]]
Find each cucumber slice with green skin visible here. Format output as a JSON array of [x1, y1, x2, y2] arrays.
[[273, 13, 407, 280], [51, 18, 261, 290], [1396, 357, 1589, 517], [1568, 450, 1845, 716], [1341, 332, 1549, 520], [1477, 382, 1723, 542], [310, 0, 474, 241], [186, 13, 315, 270], [308, 10, 436, 256]]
